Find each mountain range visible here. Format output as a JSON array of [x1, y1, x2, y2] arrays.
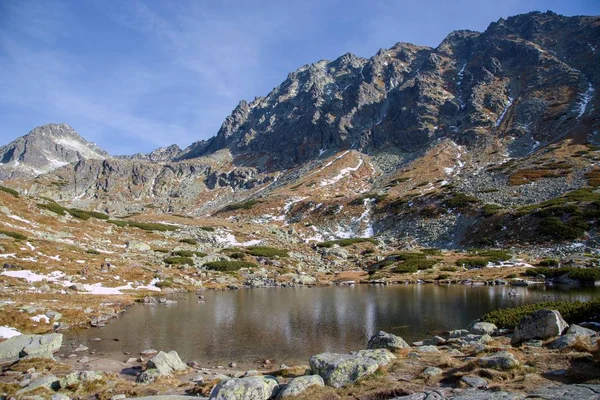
[[0, 11, 599, 249]]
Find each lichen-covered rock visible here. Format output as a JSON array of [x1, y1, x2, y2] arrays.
[[420, 367, 443, 378], [0, 333, 62, 363], [367, 331, 410, 350], [277, 375, 324, 398], [209, 375, 279, 400], [469, 322, 498, 336], [59, 370, 103, 388], [511, 309, 568, 344], [353, 349, 396, 366], [461, 376, 488, 388], [477, 351, 520, 370], [309, 352, 379, 388], [15, 374, 60, 396]]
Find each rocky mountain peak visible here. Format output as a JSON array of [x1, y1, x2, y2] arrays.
[[0, 123, 109, 180]]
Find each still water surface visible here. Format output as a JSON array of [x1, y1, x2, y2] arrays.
[[67, 284, 599, 365]]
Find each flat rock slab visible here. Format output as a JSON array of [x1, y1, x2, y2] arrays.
[[0, 333, 62, 363], [209, 376, 279, 400], [528, 384, 600, 400]]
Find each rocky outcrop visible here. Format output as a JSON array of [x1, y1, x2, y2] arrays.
[[0, 333, 62, 363], [367, 331, 410, 350], [511, 309, 568, 344], [175, 12, 599, 171], [209, 375, 279, 400], [0, 123, 108, 179]]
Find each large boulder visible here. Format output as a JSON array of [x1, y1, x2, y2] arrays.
[[469, 322, 498, 336], [0, 333, 62, 363], [146, 351, 188, 375], [367, 331, 410, 350], [209, 375, 279, 400], [566, 324, 597, 337], [137, 350, 188, 383], [309, 352, 379, 388], [511, 309, 568, 344], [15, 375, 60, 397], [126, 240, 151, 252], [477, 351, 520, 370], [277, 375, 324, 398]]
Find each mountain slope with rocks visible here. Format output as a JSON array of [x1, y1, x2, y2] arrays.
[[1, 11, 599, 253]]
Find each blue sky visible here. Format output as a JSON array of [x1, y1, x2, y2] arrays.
[[1, 0, 599, 155]]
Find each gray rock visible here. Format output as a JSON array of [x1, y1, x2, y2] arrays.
[[52, 394, 71, 400], [277, 375, 324, 398], [209, 376, 279, 400], [528, 384, 600, 399], [367, 331, 410, 350], [420, 367, 443, 378], [0, 333, 63, 363], [416, 345, 440, 353], [127, 240, 151, 252], [449, 329, 469, 338], [511, 309, 568, 344], [449, 389, 523, 399], [16, 374, 60, 396], [469, 322, 498, 336], [309, 352, 379, 388], [477, 351, 520, 370], [461, 376, 488, 388], [547, 334, 590, 350], [59, 370, 103, 388], [145, 350, 188, 376], [567, 324, 597, 337]]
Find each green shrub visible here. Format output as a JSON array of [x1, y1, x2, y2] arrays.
[[482, 298, 600, 328], [164, 256, 194, 265], [455, 257, 489, 268], [524, 267, 600, 283], [392, 264, 418, 273], [246, 246, 289, 258], [444, 193, 478, 208], [317, 238, 377, 248], [37, 202, 66, 215], [0, 229, 28, 240], [155, 278, 174, 288], [195, 252, 208, 258], [200, 226, 215, 232], [538, 216, 586, 240], [222, 199, 259, 212], [153, 248, 169, 253], [440, 266, 458, 272], [107, 220, 178, 232], [204, 261, 257, 271], [179, 238, 198, 245], [538, 259, 559, 267], [230, 252, 245, 259], [477, 250, 511, 262], [421, 248, 442, 256], [173, 250, 194, 257], [66, 208, 110, 220], [86, 249, 100, 255], [437, 274, 451, 280], [482, 204, 503, 216], [0, 185, 19, 197]]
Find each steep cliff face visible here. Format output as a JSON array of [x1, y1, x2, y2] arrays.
[[0, 124, 109, 179], [176, 12, 599, 170]]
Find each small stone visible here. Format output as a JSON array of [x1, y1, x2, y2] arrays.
[[73, 344, 88, 352], [477, 351, 520, 370], [140, 348, 158, 356], [78, 356, 90, 363], [420, 367, 443, 378], [229, 362, 237, 368], [461, 376, 488, 388]]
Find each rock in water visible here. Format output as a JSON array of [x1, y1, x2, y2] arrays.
[[511, 309, 568, 344], [277, 375, 324, 398], [367, 331, 410, 350], [209, 376, 279, 400], [309, 352, 379, 388], [0, 333, 63, 363]]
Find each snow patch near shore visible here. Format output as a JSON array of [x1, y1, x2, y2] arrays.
[[0, 326, 21, 339], [215, 232, 261, 247]]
